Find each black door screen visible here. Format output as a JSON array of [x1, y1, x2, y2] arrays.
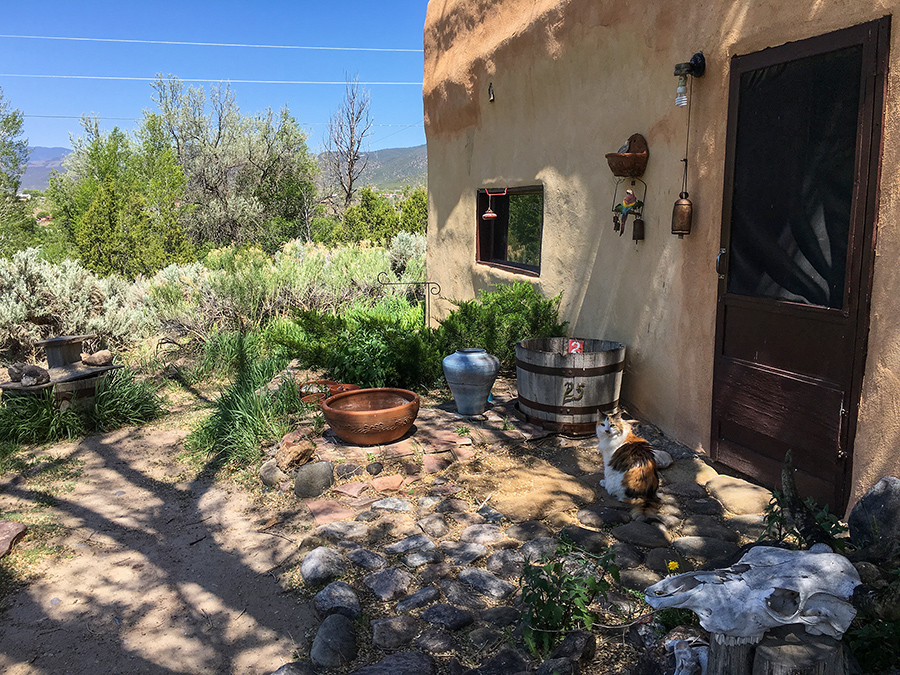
[[727, 45, 863, 309]]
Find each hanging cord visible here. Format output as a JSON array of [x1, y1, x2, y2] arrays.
[[681, 76, 694, 195]]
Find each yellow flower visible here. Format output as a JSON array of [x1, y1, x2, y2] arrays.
[[667, 561, 680, 572]]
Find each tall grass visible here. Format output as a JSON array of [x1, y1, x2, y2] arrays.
[[0, 391, 85, 443], [89, 369, 164, 431], [0, 369, 163, 444], [184, 335, 308, 467]]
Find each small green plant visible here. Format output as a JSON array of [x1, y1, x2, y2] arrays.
[[455, 426, 471, 437], [759, 490, 849, 550], [656, 607, 700, 632], [520, 537, 618, 657], [502, 416, 513, 431]]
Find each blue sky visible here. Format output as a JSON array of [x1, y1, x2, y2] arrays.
[[0, 0, 428, 152]]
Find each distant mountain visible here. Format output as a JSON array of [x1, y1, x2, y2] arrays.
[[21, 147, 71, 191], [361, 144, 427, 192], [21, 143, 429, 193], [318, 144, 427, 193]]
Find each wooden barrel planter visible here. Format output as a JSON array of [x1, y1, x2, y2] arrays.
[[515, 337, 626, 434]]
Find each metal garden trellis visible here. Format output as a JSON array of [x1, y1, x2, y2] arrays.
[[377, 271, 441, 328]]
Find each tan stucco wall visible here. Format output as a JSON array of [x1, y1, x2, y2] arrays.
[[424, 0, 900, 512]]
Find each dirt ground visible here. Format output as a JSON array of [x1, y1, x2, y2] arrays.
[[0, 425, 319, 675]]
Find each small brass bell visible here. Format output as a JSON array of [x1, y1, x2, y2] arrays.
[[672, 191, 693, 238]]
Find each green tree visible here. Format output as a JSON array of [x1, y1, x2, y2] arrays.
[[0, 87, 28, 196], [149, 76, 319, 247], [399, 186, 427, 235], [47, 119, 194, 276], [339, 187, 399, 243], [0, 87, 34, 257]]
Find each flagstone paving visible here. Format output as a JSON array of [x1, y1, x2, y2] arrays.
[[263, 387, 777, 674]]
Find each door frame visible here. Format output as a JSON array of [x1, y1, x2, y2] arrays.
[[712, 17, 890, 509]]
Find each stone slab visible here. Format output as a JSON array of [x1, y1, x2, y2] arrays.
[[706, 475, 772, 515], [371, 475, 405, 492], [660, 458, 719, 486], [332, 482, 369, 498], [305, 500, 356, 525], [0, 521, 26, 558]]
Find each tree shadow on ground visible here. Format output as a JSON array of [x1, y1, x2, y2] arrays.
[[0, 427, 318, 674]]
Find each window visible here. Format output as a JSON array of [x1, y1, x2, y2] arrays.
[[476, 185, 543, 275]]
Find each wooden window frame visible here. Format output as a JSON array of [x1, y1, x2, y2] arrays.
[[475, 185, 543, 276]]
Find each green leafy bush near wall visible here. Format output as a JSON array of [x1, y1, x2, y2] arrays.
[[268, 281, 568, 390], [435, 281, 568, 371]]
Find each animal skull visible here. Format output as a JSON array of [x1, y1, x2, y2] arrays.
[[645, 545, 860, 645]]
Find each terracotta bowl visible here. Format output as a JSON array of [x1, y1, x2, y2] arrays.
[[300, 380, 339, 395], [321, 388, 419, 446]]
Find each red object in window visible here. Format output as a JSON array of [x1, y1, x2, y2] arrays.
[[568, 339, 584, 354]]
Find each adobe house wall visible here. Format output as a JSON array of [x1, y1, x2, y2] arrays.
[[424, 0, 900, 512]]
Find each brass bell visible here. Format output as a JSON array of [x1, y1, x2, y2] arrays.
[[632, 218, 645, 241], [672, 191, 693, 237]]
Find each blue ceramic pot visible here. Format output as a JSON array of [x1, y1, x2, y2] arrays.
[[442, 348, 501, 415]]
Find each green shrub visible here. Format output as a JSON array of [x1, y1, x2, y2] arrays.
[[520, 537, 619, 657], [436, 281, 568, 371], [269, 282, 567, 390], [270, 302, 441, 390]]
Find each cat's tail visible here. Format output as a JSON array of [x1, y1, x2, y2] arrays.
[[630, 493, 661, 521], [624, 460, 660, 521]]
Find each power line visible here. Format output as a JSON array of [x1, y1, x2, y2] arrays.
[[0, 34, 422, 53], [23, 113, 423, 128], [0, 73, 422, 85]]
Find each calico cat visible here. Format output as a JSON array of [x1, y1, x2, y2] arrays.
[[596, 413, 660, 519]]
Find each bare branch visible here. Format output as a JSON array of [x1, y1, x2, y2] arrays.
[[324, 76, 373, 208]]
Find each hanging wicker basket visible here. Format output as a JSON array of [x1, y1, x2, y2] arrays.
[[605, 133, 649, 177]]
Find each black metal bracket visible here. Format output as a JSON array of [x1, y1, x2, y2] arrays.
[[377, 272, 442, 327]]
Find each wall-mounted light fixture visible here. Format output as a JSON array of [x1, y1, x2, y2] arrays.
[[673, 53, 705, 107], [488, 83, 495, 103], [672, 52, 705, 237]]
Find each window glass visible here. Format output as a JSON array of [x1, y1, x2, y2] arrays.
[[507, 193, 542, 268], [476, 186, 543, 274]]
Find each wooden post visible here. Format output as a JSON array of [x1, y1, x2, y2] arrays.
[[708, 635, 754, 675], [752, 625, 848, 675]]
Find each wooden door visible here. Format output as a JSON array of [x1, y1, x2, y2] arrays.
[[711, 19, 889, 511]]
